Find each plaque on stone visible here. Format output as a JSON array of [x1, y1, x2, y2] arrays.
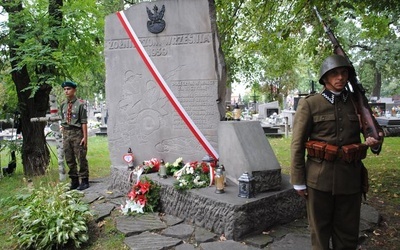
[[105, 0, 226, 167]]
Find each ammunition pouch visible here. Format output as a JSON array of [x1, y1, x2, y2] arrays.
[[324, 144, 339, 161], [341, 143, 368, 163], [305, 140, 326, 159], [305, 141, 368, 163]]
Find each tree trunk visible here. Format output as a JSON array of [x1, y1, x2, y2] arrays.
[[372, 68, 382, 100], [5, 1, 52, 176], [9, 58, 51, 176]]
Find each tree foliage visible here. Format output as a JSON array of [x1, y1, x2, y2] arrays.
[[0, 0, 109, 175], [214, 0, 400, 100]]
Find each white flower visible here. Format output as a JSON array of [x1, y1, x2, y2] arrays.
[[193, 176, 205, 186], [174, 164, 189, 178], [173, 157, 183, 166], [120, 200, 145, 215], [187, 166, 194, 175]]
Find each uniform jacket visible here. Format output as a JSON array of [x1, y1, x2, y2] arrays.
[[291, 89, 363, 195], [60, 97, 88, 128]]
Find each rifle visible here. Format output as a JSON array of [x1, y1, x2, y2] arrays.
[[313, 6, 383, 154]]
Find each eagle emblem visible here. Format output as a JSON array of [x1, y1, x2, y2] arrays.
[[146, 5, 166, 34]]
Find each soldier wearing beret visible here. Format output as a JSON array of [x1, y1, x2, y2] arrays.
[[60, 81, 90, 190], [291, 55, 383, 249]]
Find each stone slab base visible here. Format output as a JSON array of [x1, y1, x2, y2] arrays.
[[109, 166, 306, 241], [218, 121, 282, 192], [253, 169, 282, 193]]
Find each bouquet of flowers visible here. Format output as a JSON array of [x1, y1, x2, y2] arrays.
[[120, 177, 160, 215], [173, 161, 210, 191], [165, 157, 184, 176], [143, 158, 160, 173]]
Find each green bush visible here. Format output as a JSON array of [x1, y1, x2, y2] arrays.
[[9, 182, 93, 249]]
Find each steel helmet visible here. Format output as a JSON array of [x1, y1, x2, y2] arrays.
[[318, 55, 353, 85]]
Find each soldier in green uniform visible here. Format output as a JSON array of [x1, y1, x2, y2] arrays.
[[291, 55, 383, 249], [60, 81, 90, 190]]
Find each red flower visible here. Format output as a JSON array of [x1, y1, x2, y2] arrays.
[[150, 158, 160, 172], [136, 194, 147, 205], [128, 180, 152, 206], [138, 181, 151, 194], [127, 189, 137, 199], [201, 162, 210, 174], [190, 161, 198, 169]]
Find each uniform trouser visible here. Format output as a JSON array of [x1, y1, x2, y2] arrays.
[[307, 188, 362, 250], [63, 129, 89, 178]]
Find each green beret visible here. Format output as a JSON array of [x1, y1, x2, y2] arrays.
[[61, 81, 77, 88]]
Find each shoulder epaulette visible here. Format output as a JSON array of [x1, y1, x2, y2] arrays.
[[304, 93, 317, 99]]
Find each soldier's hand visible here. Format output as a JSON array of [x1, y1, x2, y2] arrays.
[[296, 189, 308, 199], [365, 131, 384, 147], [80, 137, 87, 147]]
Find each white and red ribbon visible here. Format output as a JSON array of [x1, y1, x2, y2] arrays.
[[116, 11, 219, 160]]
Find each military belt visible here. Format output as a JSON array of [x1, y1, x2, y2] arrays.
[[62, 126, 81, 130], [305, 140, 368, 163]]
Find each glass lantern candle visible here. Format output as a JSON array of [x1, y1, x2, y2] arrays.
[[214, 167, 225, 193], [158, 159, 167, 178], [238, 171, 255, 198]]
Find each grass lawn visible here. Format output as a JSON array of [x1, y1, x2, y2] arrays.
[[0, 136, 398, 249]]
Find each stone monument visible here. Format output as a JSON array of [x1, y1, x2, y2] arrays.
[[104, 0, 305, 240], [105, 0, 226, 175]]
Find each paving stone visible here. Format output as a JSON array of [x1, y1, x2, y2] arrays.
[[266, 226, 289, 239], [194, 227, 217, 243], [124, 231, 182, 250], [91, 202, 115, 222], [104, 189, 125, 199], [243, 234, 274, 248], [116, 213, 167, 237], [110, 197, 131, 210], [162, 223, 194, 240], [162, 214, 184, 226], [361, 204, 381, 225], [83, 180, 108, 195], [83, 192, 103, 204], [267, 233, 310, 250], [359, 219, 372, 232], [199, 240, 260, 250], [175, 243, 197, 250]]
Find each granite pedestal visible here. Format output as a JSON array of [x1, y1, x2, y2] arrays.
[[109, 168, 306, 241]]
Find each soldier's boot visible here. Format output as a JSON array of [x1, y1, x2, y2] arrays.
[[70, 177, 80, 190], [77, 178, 89, 190]]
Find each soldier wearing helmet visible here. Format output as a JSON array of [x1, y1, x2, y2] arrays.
[[290, 55, 382, 249]]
